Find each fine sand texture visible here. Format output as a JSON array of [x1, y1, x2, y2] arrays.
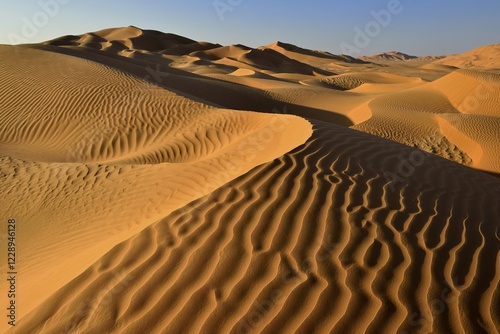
[[0, 27, 499, 334]]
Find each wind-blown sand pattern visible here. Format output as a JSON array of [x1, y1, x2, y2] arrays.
[[0, 43, 311, 332], [0, 27, 499, 333], [12, 122, 500, 334]]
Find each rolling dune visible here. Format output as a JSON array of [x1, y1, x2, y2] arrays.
[[0, 44, 310, 332], [301, 72, 424, 91], [353, 70, 500, 174], [434, 44, 500, 72], [12, 121, 500, 334], [42, 26, 496, 174], [1, 26, 499, 334]]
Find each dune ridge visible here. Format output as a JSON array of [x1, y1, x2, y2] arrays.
[[1, 26, 499, 334], [39, 27, 499, 174], [13, 121, 500, 334], [0, 44, 311, 331]]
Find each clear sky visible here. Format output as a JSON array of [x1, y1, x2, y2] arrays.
[[1, 0, 499, 56]]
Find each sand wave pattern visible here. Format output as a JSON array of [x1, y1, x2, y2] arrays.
[[0, 44, 311, 333], [2, 27, 500, 334], [37, 26, 500, 174], [15, 121, 500, 334]]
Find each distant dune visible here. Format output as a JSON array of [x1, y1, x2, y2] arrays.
[[1, 26, 499, 334], [361, 51, 419, 62], [360, 51, 448, 64], [435, 44, 500, 71]]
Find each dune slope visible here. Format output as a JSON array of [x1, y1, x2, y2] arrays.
[[0, 44, 311, 332], [434, 44, 500, 71], [352, 70, 500, 174], [1, 26, 499, 334], [37, 27, 500, 175], [13, 121, 500, 334]]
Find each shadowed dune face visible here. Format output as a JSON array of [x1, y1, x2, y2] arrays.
[[13, 121, 500, 334], [1, 26, 500, 334], [37, 27, 500, 174]]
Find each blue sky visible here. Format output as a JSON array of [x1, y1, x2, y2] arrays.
[[1, 0, 499, 56]]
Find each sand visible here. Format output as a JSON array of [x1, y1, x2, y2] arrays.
[[435, 44, 500, 72], [0, 26, 499, 333]]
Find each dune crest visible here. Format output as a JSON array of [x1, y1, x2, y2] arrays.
[[12, 121, 500, 334], [1, 26, 499, 334], [0, 44, 311, 330], [36, 27, 499, 174]]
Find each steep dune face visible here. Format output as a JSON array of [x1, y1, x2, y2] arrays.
[[0, 44, 311, 331], [13, 121, 500, 334], [260, 41, 368, 71]]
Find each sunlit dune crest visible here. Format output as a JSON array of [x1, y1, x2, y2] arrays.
[[0, 27, 499, 334]]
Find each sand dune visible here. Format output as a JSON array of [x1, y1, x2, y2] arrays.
[[301, 71, 424, 90], [361, 51, 419, 62], [0, 44, 310, 332], [1, 26, 499, 333], [435, 44, 500, 71], [429, 70, 500, 116], [361, 52, 446, 65], [352, 69, 500, 174], [13, 121, 500, 334], [261, 41, 368, 69]]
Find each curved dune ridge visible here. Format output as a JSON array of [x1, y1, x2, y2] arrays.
[[0, 44, 311, 332], [13, 121, 500, 334], [260, 41, 369, 73], [1, 26, 500, 334], [352, 70, 500, 173], [0, 45, 310, 165], [430, 70, 500, 116], [37, 27, 500, 174]]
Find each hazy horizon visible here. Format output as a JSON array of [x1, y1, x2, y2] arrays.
[[1, 0, 499, 57]]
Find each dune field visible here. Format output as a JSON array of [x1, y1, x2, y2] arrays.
[[0, 26, 499, 333]]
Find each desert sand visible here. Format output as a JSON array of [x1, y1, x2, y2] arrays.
[[0, 26, 499, 333]]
